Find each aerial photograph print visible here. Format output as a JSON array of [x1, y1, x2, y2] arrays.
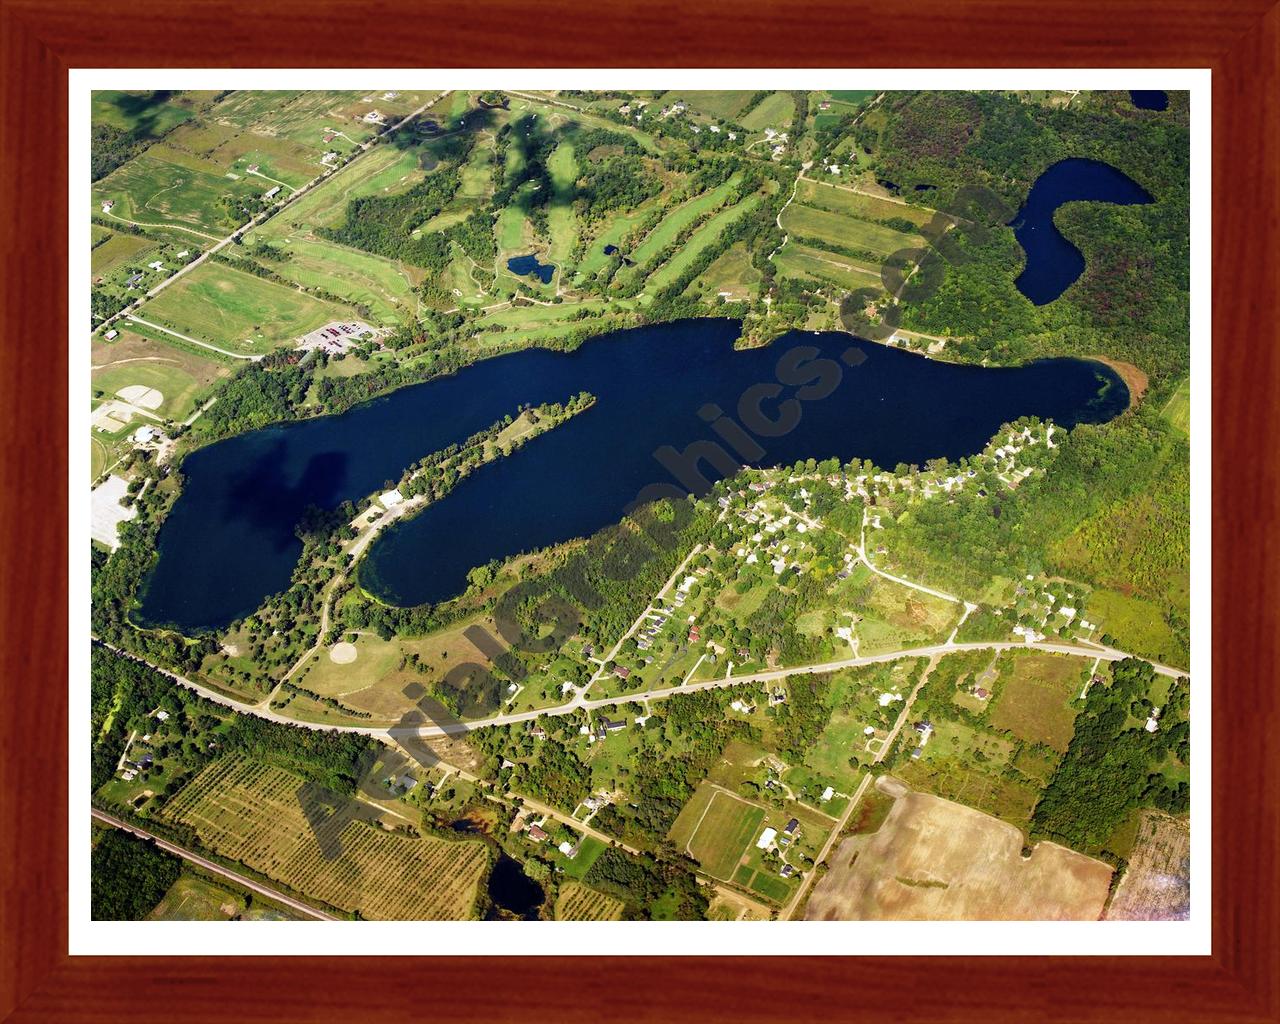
[[87, 84, 1193, 927]]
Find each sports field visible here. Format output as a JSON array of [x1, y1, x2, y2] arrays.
[[141, 260, 351, 353], [805, 785, 1113, 920], [163, 755, 488, 920], [668, 784, 765, 880]]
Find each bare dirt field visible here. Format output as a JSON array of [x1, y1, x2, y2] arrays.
[[805, 781, 1113, 920], [1105, 812, 1190, 920]]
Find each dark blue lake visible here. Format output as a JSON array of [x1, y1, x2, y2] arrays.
[[507, 253, 555, 284], [1010, 158, 1154, 305], [138, 319, 1128, 631], [1129, 91, 1168, 111]]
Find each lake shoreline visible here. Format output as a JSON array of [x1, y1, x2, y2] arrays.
[[1090, 356, 1148, 409]]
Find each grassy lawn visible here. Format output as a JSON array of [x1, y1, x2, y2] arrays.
[[545, 141, 579, 266], [629, 175, 740, 269], [668, 786, 765, 880], [241, 233, 420, 323], [796, 178, 939, 228], [91, 327, 230, 422], [140, 260, 351, 353], [686, 241, 762, 301]]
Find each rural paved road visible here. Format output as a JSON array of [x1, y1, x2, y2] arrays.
[[100, 635, 1185, 744], [91, 808, 337, 921]]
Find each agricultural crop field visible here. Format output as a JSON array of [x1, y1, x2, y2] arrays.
[[554, 881, 624, 921], [806, 785, 1114, 920], [796, 178, 939, 228], [780, 203, 925, 257], [162, 755, 488, 920], [1160, 378, 1191, 435], [1105, 812, 1190, 920], [141, 260, 352, 353], [775, 243, 884, 291]]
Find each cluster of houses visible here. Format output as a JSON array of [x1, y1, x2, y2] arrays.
[[755, 818, 805, 877]]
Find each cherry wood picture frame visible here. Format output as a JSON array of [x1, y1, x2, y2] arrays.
[[2, 1, 1275, 1020]]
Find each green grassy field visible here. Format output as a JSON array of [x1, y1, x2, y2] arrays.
[[739, 92, 796, 130], [775, 243, 884, 291], [92, 90, 197, 135], [545, 141, 579, 266], [92, 327, 230, 424], [686, 241, 762, 301], [92, 150, 264, 238], [668, 785, 765, 880], [1087, 588, 1182, 666], [987, 652, 1088, 752], [796, 178, 938, 228], [628, 175, 741, 270], [1160, 378, 1191, 435], [781, 203, 925, 257], [141, 260, 351, 354], [255, 144, 425, 239], [91, 233, 157, 277], [649, 194, 762, 290], [244, 234, 420, 323], [661, 91, 757, 121]]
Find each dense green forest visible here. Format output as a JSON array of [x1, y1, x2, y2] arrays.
[[871, 91, 1190, 387], [1031, 658, 1189, 856], [91, 828, 182, 919]]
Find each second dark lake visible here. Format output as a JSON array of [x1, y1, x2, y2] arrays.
[[1010, 158, 1154, 306], [137, 319, 1128, 631]]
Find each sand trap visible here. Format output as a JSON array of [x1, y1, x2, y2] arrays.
[[329, 642, 358, 664], [117, 384, 164, 410]]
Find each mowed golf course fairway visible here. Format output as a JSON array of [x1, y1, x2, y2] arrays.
[[805, 787, 1113, 921], [142, 260, 352, 353], [669, 784, 765, 879]]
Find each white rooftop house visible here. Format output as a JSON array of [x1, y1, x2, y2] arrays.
[[820, 786, 835, 802], [379, 488, 404, 509], [756, 827, 778, 850], [1145, 707, 1162, 733]]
